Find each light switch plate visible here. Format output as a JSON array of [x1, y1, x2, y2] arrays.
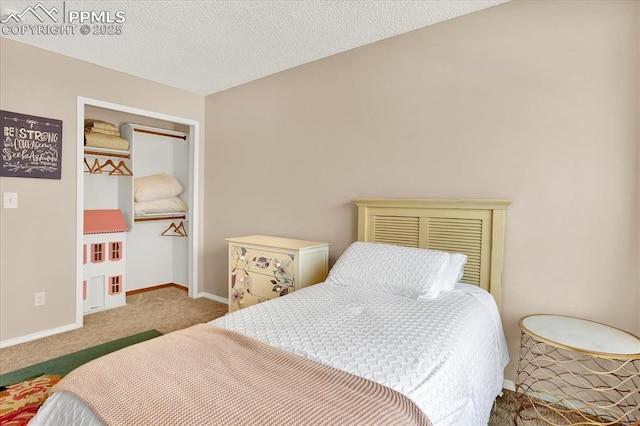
[[3, 192, 18, 209]]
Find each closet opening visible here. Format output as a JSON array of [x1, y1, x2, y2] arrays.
[[76, 97, 200, 326]]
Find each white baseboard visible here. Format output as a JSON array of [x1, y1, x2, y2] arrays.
[[503, 379, 516, 392], [0, 322, 80, 349], [196, 292, 228, 305]]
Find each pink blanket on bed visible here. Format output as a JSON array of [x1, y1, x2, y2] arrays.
[[53, 324, 432, 425]]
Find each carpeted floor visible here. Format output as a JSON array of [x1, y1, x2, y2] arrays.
[[491, 390, 518, 425], [0, 287, 526, 424], [0, 287, 228, 375], [0, 329, 162, 387]]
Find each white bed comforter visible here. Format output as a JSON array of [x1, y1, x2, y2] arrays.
[[31, 282, 508, 426]]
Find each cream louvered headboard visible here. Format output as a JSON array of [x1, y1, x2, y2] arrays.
[[353, 198, 511, 310]]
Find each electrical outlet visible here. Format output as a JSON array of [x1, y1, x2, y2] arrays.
[[35, 292, 45, 306]]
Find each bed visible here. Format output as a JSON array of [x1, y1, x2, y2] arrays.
[[31, 198, 511, 426]]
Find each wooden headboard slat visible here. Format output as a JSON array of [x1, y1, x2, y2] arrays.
[[353, 198, 511, 310]]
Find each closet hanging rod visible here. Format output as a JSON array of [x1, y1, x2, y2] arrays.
[[135, 214, 186, 222], [133, 128, 187, 140], [84, 149, 130, 159]]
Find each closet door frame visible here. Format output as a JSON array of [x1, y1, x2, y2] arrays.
[[76, 96, 200, 327]]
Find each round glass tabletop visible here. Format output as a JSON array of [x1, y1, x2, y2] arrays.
[[520, 314, 640, 358]]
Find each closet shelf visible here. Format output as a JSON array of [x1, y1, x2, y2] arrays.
[[84, 148, 131, 159], [134, 214, 186, 222], [133, 128, 187, 140]]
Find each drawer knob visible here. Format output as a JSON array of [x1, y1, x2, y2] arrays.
[[275, 262, 281, 268]]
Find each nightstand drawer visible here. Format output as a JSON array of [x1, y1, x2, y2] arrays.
[[230, 245, 295, 281], [231, 269, 293, 308]]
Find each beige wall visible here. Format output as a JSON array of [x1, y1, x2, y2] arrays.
[[0, 38, 205, 341], [205, 0, 639, 381], [637, 3, 640, 335], [637, 0, 640, 342]]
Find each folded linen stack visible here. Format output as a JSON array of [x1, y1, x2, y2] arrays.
[[134, 173, 188, 216], [84, 119, 130, 151]]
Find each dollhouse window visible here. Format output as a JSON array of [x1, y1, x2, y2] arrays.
[[83, 280, 87, 300], [109, 241, 122, 261], [91, 243, 105, 263], [83, 244, 87, 265], [109, 275, 122, 295]]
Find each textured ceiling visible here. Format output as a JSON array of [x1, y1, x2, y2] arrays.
[[0, 1, 508, 95]]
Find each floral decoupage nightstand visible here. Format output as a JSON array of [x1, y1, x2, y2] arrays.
[[226, 235, 329, 312]]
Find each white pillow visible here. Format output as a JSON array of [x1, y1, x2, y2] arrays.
[[440, 253, 468, 292], [134, 197, 188, 216], [326, 242, 451, 299], [134, 173, 184, 202]]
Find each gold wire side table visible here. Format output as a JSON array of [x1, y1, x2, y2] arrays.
[[515, 314, 640, 425]]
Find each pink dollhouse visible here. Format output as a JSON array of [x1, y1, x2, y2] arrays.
[[83, 209, 129, 313]]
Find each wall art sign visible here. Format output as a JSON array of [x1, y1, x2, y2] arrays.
[[1, 110, 62, 179]]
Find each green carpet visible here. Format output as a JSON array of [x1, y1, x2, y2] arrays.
[[0, 329, 162, 387]]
